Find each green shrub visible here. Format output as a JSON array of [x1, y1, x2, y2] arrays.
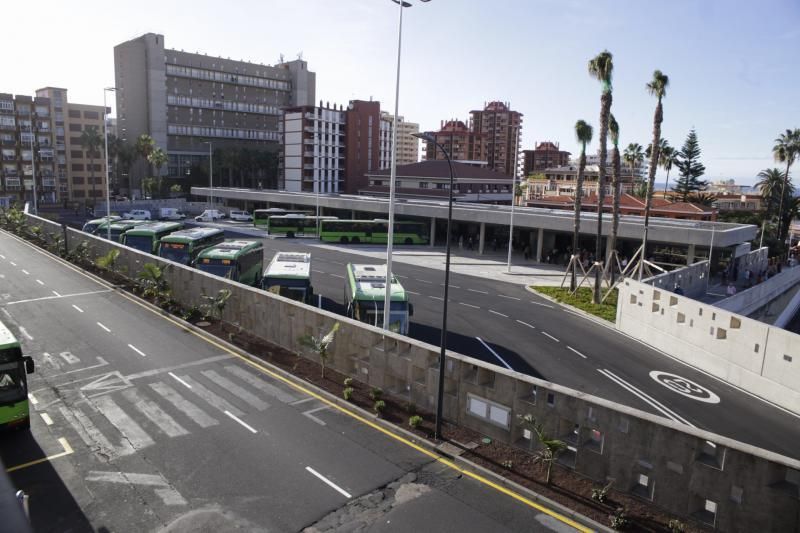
[[343, 377, 353, 387], [591, 480, 613, 503], [408, 415, 422, 428], [609, 507, 628, 530], [668, 519, 685, 533], [343, 387, 354, 401], [531, 286, 618, 322], [369, 387, 383, 401], [373, 400, 386, 415]]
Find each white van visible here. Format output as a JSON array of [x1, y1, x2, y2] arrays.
[[122, 209, 151, 220], [194, 209, 225, 222], [228, 210, 253, 222], [158, 208, 186, 221]]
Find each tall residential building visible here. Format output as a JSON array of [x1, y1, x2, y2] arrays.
[[381, 113, 419, 165], [0, 88, 106, 206], [522, 141, 571, 176], [114, 33, 315, 194], [423, 119, 485, 163], [469, 101, 522, 178], [343, 100, 392, 194]]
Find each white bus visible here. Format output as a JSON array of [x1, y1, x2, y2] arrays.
[[261, 252, 313, 304]]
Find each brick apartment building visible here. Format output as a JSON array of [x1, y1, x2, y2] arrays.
[[522, 141, 571, 176]]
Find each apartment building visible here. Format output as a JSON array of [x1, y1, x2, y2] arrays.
[[470, 101, 522, 177], [114, 33, 315, 194], [381, 113, 419, 165], [423, 119, 485, 163], [281, 102, 345, 193], [343, 100, 392, 194], [522, 141, 571, 176], [525, 163, 642, 199]]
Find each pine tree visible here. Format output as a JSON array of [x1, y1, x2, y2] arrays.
[[672, 129, 707, 202]]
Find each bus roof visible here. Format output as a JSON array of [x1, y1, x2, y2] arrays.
[[86, 215, 121, 225], [197, 240, 262, 260], [0, 321, 20, 350], [123, 221, 183, 236], [346, 264, 407, 302], [97, 220, 148, 231], [264, 252, 311, 279], [160, 227, 224, 242]]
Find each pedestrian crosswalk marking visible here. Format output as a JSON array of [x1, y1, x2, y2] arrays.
[[201, 370, 269, 412], [60, 405, 134, 460], [224, 365, 299, 403], [178, 375, 243, 417], [92, 395, 155, 450], [149, 382, 218, 428], [122, 388, 188, 438]]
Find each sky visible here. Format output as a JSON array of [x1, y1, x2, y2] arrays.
[[4, 0, 799, 186]]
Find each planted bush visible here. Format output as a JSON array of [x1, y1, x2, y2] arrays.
[[369, 387, 383, 401], [343, 387, 354, 401], [373, 400, 386, 415], [408, 415, 422, 428]]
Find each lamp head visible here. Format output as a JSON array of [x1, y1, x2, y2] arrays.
[[411, 132, 436, 144]]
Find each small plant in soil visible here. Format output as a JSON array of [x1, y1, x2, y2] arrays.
[[373, 400, 386, 415], [136, 263, 171, 306], [591, 480, 613, 504], [298, 322, 340, 379], [517, 413, 567, 485], [408, 415, 422, 428], [609, 507, 628, 530], [200, 288, 232, 321], [181, 306, 202, 321], [343, 387, 354, 401], [667, 519, 685, 533], [502, 460, 513, 469], [343, 377, 353, 387], [369, 387, 383, 401]]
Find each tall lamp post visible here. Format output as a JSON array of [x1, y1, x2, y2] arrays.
[[383, 0, 430, 331], [103, 87, 118, 241], [202, 141, 213, 209], [506, 124, 521, 272], [413, 132, 453, 440]]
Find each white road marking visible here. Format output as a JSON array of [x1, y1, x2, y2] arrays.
[[169, 372, 193, 389], [415, 278, 433, 284], [86, 471, 186, 506], [312, 269, 326, 274], [429, 295, 444, 301], [0, 254, 5, 259], [516, 319, 535, 329], [395, 274, 408, 279], [441, 283, 460, 289], [149, 382, 218, 428], [567, 346, 588, 359], [468, 288, 488, 294], [498, 294, 521, 301], [225, 366, 299, 403], [40, 412, 53, 425], [52, 290, 61, 297], [459, 302, 480, 309], [1, 308, 11, 319], [224, 410, 258, 433], [128, 344, 146, 357], [58, 351, 80, 364], [28, 393, 38, 405], [93, 395, 155, 449], [10, 261, 17, 266], [489, 310, 508, 318], [302, 405, 329, 426], [180, 375, 243, 416], [475, 337, 513, 370], [72, 304, 84, 313], [290, 397, 316, 406], [407, 290, 421, 295], [60, 405, 132, 459], [531, 301, 554, 308], [7, 289, 112, 306], [122, 388, 189, 438], [306, 466, 352, 498], [201, 370, 269, 411], [36, 279, 44, 285], [21, 269, 28, 275], [97, 322, 111, 333], [541, 331, 560, 342], [597, 368, 695, 427], [330, 273, 345, 279], [19, 327, 33, 340], [59, 357, 108, 376]]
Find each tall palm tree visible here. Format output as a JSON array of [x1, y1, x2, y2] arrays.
[[646, 138, 670, 197], [571, 120, 593, 291], [640, 70, 669, 280], [106, 134, 123, 194], [147, 148, 168, 199], [757, 168, 785, 222], [623, 143, 644, 188], [608, 114, 622, 281], [659, 144, 677, 197], [588, 50, 613, 303], [135, 134, 155, 199], [116, 143, 136, 195], [79, 126, 103, 207], [773, 128, 800, 244]]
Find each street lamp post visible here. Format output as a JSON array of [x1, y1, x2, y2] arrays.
[[202, 141, 213, 209], [506, 125, 520, 272], [103, 87, 118, 241], [413, 132, 453, 440]]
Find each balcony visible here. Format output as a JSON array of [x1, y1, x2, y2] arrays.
[[4, 177, 21, 187], [42, 178, 56, 188]]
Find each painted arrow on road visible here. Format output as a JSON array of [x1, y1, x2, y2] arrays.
[[86, 471, 186, 505]]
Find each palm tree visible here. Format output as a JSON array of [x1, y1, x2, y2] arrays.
[[571, 120, 593, 291], [659, 144, 677, 196], [135, 134, 155, 199], [640, 70, 669, 280], [79, 126, 104, 207], [623, 143, 644, 188], [588, 50, 613, 303], [147, 148, 168, 199], [517, 414, 566, 485], [690, 192, 717, 207], [773, 128, 800, 244], [106, 134, 124, 194], [757, 168, 785, 222], [608, 114, 622, 281], [116, 143, 136, 196]]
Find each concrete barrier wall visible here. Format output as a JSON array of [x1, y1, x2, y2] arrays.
[[775, 286, 800, 328], [644, 260, 709, 298], [715, 264, 800, 317], [729, 246, 769, 283], [20, 214, 800, 532], [616, 278, 800, 415]]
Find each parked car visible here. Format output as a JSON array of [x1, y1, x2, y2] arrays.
[[122, 209, 152, 220], [228, 210, 253, 222], [194, 209, 225, 222], [158, 208, 186, 221]]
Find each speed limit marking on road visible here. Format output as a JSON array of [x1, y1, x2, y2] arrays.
[[649, 371, 721, 404]]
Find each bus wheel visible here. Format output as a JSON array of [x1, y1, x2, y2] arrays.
[[287, 232, 295, 238], [404, 237, 413, 245], [340, 236, 349, 244], [352, 237, 360, 244]]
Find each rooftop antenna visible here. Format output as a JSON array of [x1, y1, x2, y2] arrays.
[[297, 51, 303, 61], [279, 53, 285, 64]]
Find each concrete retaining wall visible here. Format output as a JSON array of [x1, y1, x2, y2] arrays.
[[21, 214, 800, 532], [715, 264, 800, 318], [644, 260, 709, 298]]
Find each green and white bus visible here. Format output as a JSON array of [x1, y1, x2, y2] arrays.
[[82, 215, 121, 234], [344, 263, 412, 335], [196, 240, 264, 286], [261, 252, 313, 303], [267, 215, 337, 238], [320, 219, 429, 245], [254, 208, 308, 229], [157, 227, 225, 265], [0, 320, 35, 431], [121, 221, 184, 254], [96, 220, 149, 242]]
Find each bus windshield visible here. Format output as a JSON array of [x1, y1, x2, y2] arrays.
[[125, 235, 154, 252], [197, 261, 237, 280], [159, 242, 190, 264], [0, 361, 25, 404], [355, 301, 408, 333], [262, 277, 309, 302]]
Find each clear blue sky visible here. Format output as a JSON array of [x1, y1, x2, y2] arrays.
[[4, 0, 798, 185]]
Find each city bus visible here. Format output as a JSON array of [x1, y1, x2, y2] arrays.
[[261, 251, 313, 303], [344, 263, 412, 335], [95, 220, 149, 242], [267, 215, 337, 238], [253, 208, 309, 229], [319, 219, 429, 245], [157, 227, 225, 265], [121, 221, 184, 254], [82, 215, 121, 234], [0, 320, 35, 431], [195, 240, 264, 286]]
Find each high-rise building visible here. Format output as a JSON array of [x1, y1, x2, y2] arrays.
[[0, 88, 106, 206], [522, 141, 571, 176], [114, 33, 315, 195], [381, 113, 419, 165], [423, 119, 485, 163], [469, 101, 522, 178], [343, 100, 392, 194]]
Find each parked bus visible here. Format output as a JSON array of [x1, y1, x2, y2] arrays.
[[95, 220, 149, 242], [261, 252, 313, 303], [253, 208, 308, 229], [157, 227, 225, 265], [121, 221, 184, 254], [82, 215, 121, 234], [0, 320, 35, 430], [344, 263, 412, 335], [267, 215, 337, 238], [319, 219, 429, 245], [195, 240, 263, 286]]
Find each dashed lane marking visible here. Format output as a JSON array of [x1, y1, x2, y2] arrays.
[[489, 310, 509, 318], [567, 346, 588, 359], [225, 410, 258, 434], [40, 413, 53, 425], [128, 344, 146, 357], [306, 466, 351, 499], [531, 301, 554, 308], [19, 327, 33, 340], [72, 305, 84, 313], [36, 279, 44, 285], [415, 278, 433, 284], [516, 320, 535, 329], [97, 322, 111, 333], [52, 290, 61, 297], [429, 295, 444, 301], [28, 393, 38, 405], [498, 294, 521, 300], [330, 274, 345, 279], [407, 291, 421, 295], [541, 331, 560, 342], [468, 288, 489, 294], [169, 372, 192, 389], [21, 269, 29, 275], [459, 302, 480, 309]]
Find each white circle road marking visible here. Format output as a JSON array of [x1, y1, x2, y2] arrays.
[[649, 371, 720, 404]]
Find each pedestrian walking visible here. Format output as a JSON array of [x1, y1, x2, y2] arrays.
[[523, 244, 531, 260]]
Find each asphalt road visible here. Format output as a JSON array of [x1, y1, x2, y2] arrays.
[[0, 230, 587, 532], [195, 220, 800, 460]]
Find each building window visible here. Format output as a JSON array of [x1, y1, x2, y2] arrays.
[[419, 182, 429, 189], [69, 124, 82, 132], [68, 110, 81, 119]]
